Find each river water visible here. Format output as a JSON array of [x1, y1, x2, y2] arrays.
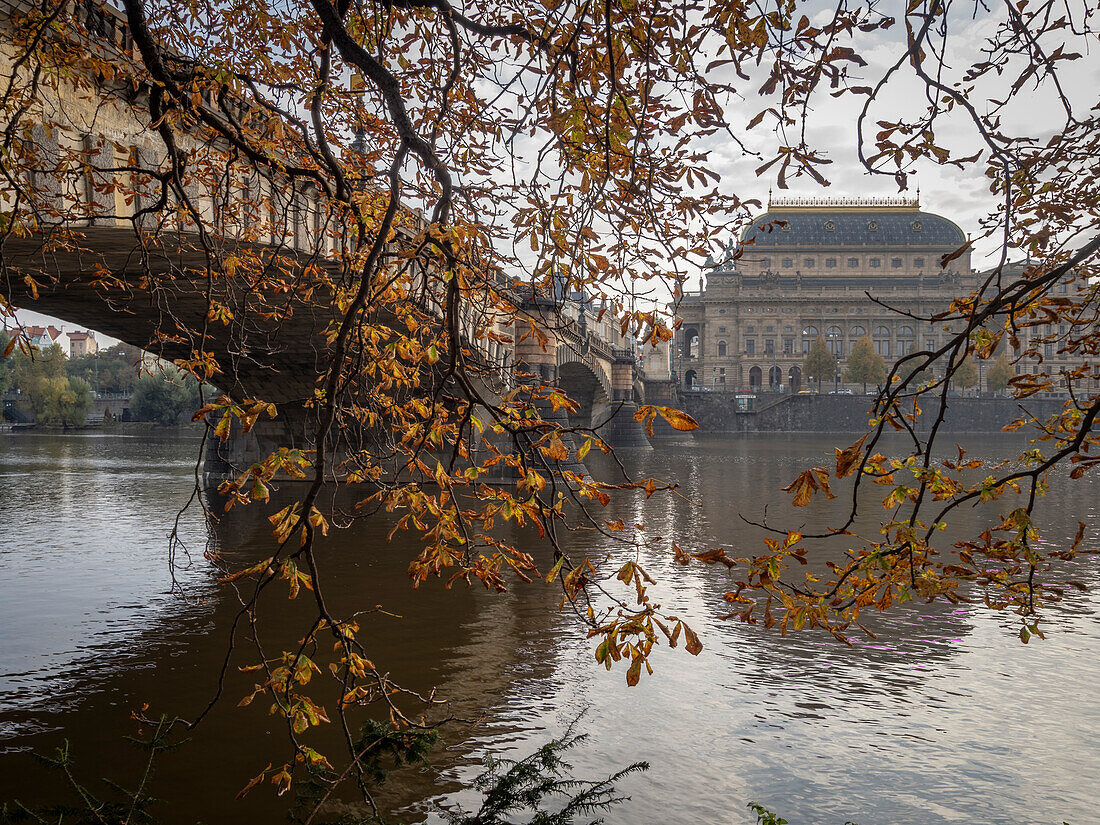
[[1, 431, 1098, 824]]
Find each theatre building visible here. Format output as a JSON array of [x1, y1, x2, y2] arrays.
[[675, 196, 974, 392]]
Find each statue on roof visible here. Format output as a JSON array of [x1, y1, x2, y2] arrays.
[[704, 237, 739, 271]]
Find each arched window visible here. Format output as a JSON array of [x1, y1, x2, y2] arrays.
[[689, 333, 701, 358], [801, 325, 818, 354], [873, 325, 890, 357], [788, 365, 802, 392], [717, 340, 727, 357], [849, 325, 866, 339], [826, 325, 843, 355], [897, 325, 915, 355]]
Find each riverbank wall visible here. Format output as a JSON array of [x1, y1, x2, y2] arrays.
[[677, 392, 1068, 434]]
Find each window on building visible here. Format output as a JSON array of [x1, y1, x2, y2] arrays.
[[782, 258, 793, 268], [826, 258, 837, 268], [826, 325, 843, 355], [802, 325, 818, 354], [925, 338, 936, 351], [760, 258, 770, 268], [783, 338, 794, 354], [746, 325, 755, 333], [1058, 282, 1068, 294], [804, 258, 815, 268], [850, 325, 866, 339], [874, 325, 890, 357], [765, 325, 774, 333], [914, 257, 925, 268], [1045, 342, 1053, 358], [765, 339, 775, 355], [718, 326, 726, 333], [745, 339, 756, 355], [869, 257, 881, 268], [847, 257, 859, 267], [718, 340, 727, 357], [892, 257, 903, 268], [897, 325, 915, 355]]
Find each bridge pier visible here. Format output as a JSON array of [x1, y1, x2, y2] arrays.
[[592, 349, 652, 450], [514, 303, 589, 478]]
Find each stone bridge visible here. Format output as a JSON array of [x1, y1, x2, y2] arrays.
[[0, 0, 661, 473]]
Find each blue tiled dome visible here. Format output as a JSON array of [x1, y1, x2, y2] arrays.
[[741, 208, 965, 248]]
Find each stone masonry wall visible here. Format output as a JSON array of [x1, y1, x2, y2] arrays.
[[678, 392, 1068, 434]]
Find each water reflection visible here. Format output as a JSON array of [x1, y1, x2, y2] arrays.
[[0, 432, 1097, 825]]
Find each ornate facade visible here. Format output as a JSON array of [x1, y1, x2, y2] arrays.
[[676, 197, 974, 392]]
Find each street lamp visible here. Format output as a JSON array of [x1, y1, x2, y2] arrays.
[[828, 331, 841, 393]]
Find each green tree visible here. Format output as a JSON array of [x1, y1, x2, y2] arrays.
[[952, 357, 979, 393], [20, 372, 92, 426], [843, 337, 886, 394], [130, 370, 201, 425], [986, 352, 1015, 395], [14, 341, 66, 387], [66, 343, 142, 395], [12, 342, 93, 424], [804, 336, 835, 391], [0, 331, 13, 398]]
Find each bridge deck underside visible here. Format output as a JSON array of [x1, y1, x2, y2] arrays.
[[4, 227, 345, 407]]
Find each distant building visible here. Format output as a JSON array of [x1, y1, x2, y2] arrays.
[[973, 260, 1081, 394], [24, 325, 64, 352], [676, 196, 974, 392], [64, 330, 98, 358]]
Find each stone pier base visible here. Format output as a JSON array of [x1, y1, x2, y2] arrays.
[[593, 401, 653, 450]]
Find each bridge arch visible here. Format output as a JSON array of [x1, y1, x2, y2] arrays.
[[556, 353, 612, 429]]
